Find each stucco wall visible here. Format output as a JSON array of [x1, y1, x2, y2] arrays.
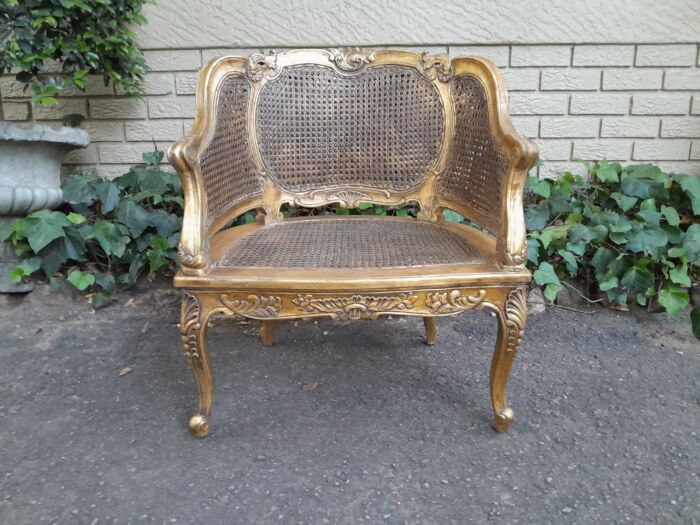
[[1, 0, 699, 178]]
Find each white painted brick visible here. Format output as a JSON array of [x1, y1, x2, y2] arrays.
[[632, 94, 690, 115], [125, 119, 183, 141], [693, 97, 700, 115], [89, 98, 147, 119], [691, 141, 700, 160], [201, 48, 260, 63], [538, 161, 587, 179], [142, 50, 202, 71], [664, 70, 700, 90], [176, 73, 199, 95], [509, 93, 568, 115], [573, 140, 632, 160], [660, 117, 700, 138], [632, 140, 691, 160], [183, 119, 195, 135], [141, 73, 175, 95], [99, 142, 172, 164], [602, 69, 663, 90], [0, 76, 31, 98], [33, 99, 87, 120], [148, 96, 196, 118], [510, 45, 570, 67], [449, 46, 509, 67], [572, 45, 635, 66], [79, 121, 125, 142], [96, 164, 136, 179], [540, 69, 600, 91], [537, 139, 572, 161], [540, 117, 599, 138], [601, 117, 659, 137], [511, 116, 539, 138], [636, 45, 697, 67], [2, 101, 30, 120], [570, 94, 630, 115], [63, 144, 99, 164], [655, 161, 700, 176], [389, 46, 448, 55], [502, 69, 539, 91]]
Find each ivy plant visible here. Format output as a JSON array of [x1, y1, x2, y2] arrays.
[[0, 0, 148, 106], [524, 161, 699, 339], [1, 151, 182, 307]]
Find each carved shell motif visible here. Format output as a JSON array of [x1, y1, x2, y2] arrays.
[[329, 48, 376, 71]]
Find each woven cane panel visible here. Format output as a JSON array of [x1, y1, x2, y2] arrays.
[[218, 219, 483, 269], [256, 65, 445, 193], [199, 74, 263, 226], [440, 75, 509, 233]]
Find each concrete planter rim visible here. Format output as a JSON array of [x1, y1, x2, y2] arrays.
[[0, 121, 89, 148]]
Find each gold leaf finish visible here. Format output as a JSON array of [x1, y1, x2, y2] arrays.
[[292, 293, 417, 320], [219, 294, 282, 318], [426, 289, 487, 314], [167, 48, 539, 437]]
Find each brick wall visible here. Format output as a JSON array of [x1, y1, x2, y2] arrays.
[[1, 44, 699, 178]]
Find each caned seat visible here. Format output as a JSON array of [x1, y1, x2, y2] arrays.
[[169, 49, 538, 438]]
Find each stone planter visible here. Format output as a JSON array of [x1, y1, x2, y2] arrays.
[[0, 122, 89, 292]]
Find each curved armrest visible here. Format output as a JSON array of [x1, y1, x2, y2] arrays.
[[168, 137, 209, 274], [446, 57, 539, 269]]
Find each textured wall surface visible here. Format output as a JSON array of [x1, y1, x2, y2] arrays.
[[1, 0, 699, 178], [137, 0, 699, 48]]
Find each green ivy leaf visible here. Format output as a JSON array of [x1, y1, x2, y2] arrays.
[[533, 261, 560, 286], [610, 192, 637, 212], [677, 174, 700, 215], [88, 221, 130, 257], [691, 308, 700, 341], [22, 210, 71, 253], [62, 175, 97, 205], [67, 270, 95, 291], [527, 176, 551, 198], [669, 258, 691, 287], [116, 200, 150, 237], [543, 282, 562, 302], [660, 205, 680, 227], [658, 283, 689, 316], [66, 212, 86, 225], [525, 203, 550, 231], [94, 180, 121, 213], [557, 249, 578, 275], [142, 150, 164, 166], [594, 160, 619, 183]]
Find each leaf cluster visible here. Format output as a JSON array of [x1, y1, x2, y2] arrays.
[[1, 151, 182, 307], [525, 161, 700, 339], [0, 0, 148, 105]]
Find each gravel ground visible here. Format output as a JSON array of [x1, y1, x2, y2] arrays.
[[1, 284, 699, 525]]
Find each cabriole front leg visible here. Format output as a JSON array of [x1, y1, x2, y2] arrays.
[[489, 287, 527, 432], [180, 292, 214, 438]]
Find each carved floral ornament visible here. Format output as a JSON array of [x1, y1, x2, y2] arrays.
[[247, 52, 277, 81], [420, 52, 454, 83], [293, 293, 417, 320]]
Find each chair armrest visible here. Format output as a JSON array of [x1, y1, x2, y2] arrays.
[[445, 57, 539, 269], [498, 133, 539, 268], [168, 137, 209, 274]]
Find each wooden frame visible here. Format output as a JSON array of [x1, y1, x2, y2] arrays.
[[169, 48, 538, 438]]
